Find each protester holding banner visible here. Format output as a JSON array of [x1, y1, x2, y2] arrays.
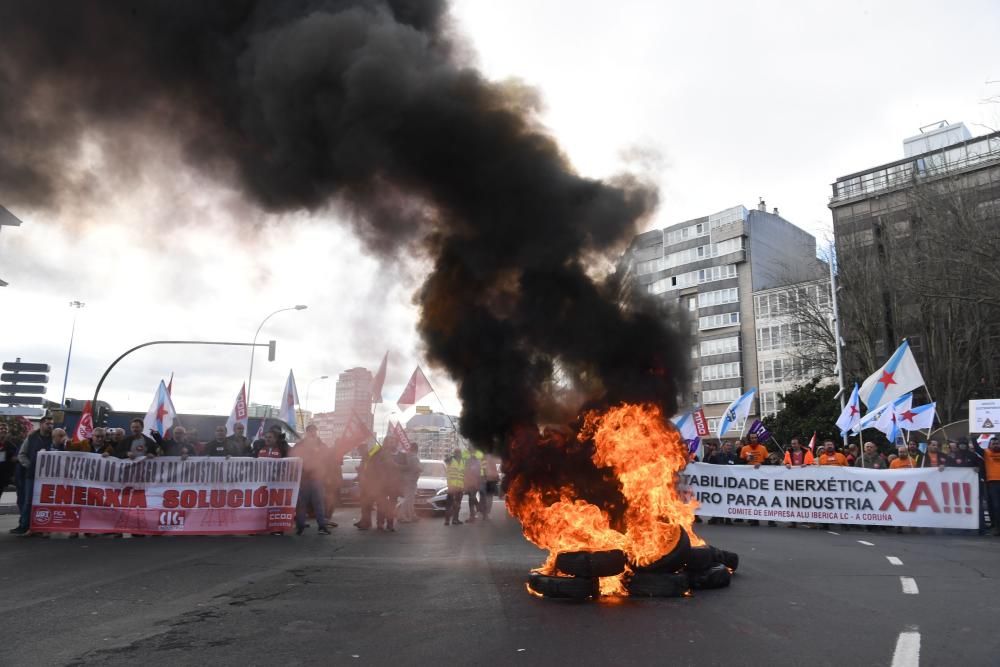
[[783, 437, 814, 467], [11, 416, 54, 535], [739, 434, 769, 468], [891, 447, 915, 469], [119, 419, 157, 459], [817, 441, 848, 466], [205, 426, 237, 457], [982, 437, 1000, 536], [228, 423, 251, 456], [710, 441, 739, 465], [155, 426, 196, 458], [855, 442, 887, 469], [948, 439, 980, 468]]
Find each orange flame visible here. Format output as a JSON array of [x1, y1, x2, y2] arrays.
[[507, 403, 703, 597]]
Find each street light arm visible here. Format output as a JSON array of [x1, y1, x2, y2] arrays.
[[246, 307, 300, 408], [91, 340, 271, 417]]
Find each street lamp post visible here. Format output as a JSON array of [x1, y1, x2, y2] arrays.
[[305, 375, 330, 414], [245, 305, 306, 410], [60, 300, 86, 405]]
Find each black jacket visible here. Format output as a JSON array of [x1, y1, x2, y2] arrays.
[[709, 450, 740, 465], [17, 431, 55, 477]]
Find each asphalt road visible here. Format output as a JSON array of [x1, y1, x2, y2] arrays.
[[2, 508, 998, 666]]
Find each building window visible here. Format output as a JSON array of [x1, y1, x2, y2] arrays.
[[756, 323, 803, 351], [698, 287, 739, 308], [706, 417, 721, 435], [702, 387, 741, 405], [700, 336, 740, 357], [701, 362, 742, 382], [700, 312, 740, 331], [760, 391, 785, 416]]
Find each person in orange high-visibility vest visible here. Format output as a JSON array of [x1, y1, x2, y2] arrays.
[[739, 433, 769, 468], [981, 437, 1000, 536], [783, 437, 814, 467], [890, 446, 916, 469], [816, 440, 848, 466]]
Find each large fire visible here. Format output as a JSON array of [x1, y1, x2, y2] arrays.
[[505, 403, 704, 597]]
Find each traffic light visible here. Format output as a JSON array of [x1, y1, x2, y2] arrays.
[[268, 340, 277, 362]]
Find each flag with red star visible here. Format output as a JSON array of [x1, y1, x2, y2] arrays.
[[875, 393, 912, 443], [896, 402, 936, 431], [142, 380, 177, 437], [835, 383, 861, 436], [279, 370, 300, 428], [858, 340, 925, 410]]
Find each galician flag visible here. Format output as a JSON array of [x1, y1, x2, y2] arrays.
[[858, 340, 925, 410], [835, 383, 861, 436], [397, 366, 434, 410], [74, 400, 94, 442], [896, 402, 936, 431], [225, 383, 249, 436], [253, 421, 265, 442], [280, 370, 300, 427], [718, 388, 756, 438], [672, 411, 701, 459], [854, 401, 892, 434], [143, 380, 177, 437], [875, 393, 912, 443]]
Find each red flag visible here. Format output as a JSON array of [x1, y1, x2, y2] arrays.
[[17, 415, 35, 435], [397, 366, 433, 410], [371, 351, 388, 403], [692, 407, 710, 437], [807, 431, 817, 452], [166, 372, 174, 396], [74, 400, 94, 442], [391, 420, 415, 452]]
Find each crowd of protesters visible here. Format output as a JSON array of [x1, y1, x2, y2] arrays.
[[0, 416, 502, 538], [693, 432, 1000, 535]]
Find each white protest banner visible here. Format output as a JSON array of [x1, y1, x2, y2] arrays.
[[30, 451, 302, 535], [678, 462, 978, 529]]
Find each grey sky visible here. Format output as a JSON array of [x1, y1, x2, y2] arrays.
[[2, 0, 998, 424]]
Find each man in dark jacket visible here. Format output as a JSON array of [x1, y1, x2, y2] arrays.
[[153, 426, 196, 457], [709, 441, 740, 465], [116, 419, 157, 459], [227, 422, 251, 456], [11, 416, 54, 535], [205, 426, 236, 457]]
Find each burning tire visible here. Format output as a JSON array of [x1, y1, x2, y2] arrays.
[[633, 529, 691, 573], [718, 549, 739, 572], [555, 550, 627, 578], [626, 571, 689, 598], [684, 545, 726, 572], [527, 572, 598, 600], [687, 563, 731, 590]]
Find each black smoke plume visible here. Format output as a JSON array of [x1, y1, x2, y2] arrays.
[[0, 1, 689, 455]]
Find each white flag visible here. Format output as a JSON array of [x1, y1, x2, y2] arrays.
[[718, 388, 756, 438], [225, 383, 249, 436], [858, 340, 926, 410], [835, 383, 861, 436], [280, 370, 300, 427]]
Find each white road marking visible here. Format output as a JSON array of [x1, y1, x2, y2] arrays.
[[886, 556, 903, 566], [826, 531, 840, 536], [891, 627, 920, 667], [857, 540, 875, 546], [900, 577, 919, 594]]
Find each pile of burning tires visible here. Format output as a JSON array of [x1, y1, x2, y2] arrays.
[[527, 531, 738, 600]]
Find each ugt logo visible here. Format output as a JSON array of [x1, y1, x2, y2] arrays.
[[158, 510, 186, 528], [34, 508, 52, 525]]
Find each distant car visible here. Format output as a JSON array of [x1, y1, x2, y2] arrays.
[[415, 459, 447, 512], [339, 458, 362, 505]]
